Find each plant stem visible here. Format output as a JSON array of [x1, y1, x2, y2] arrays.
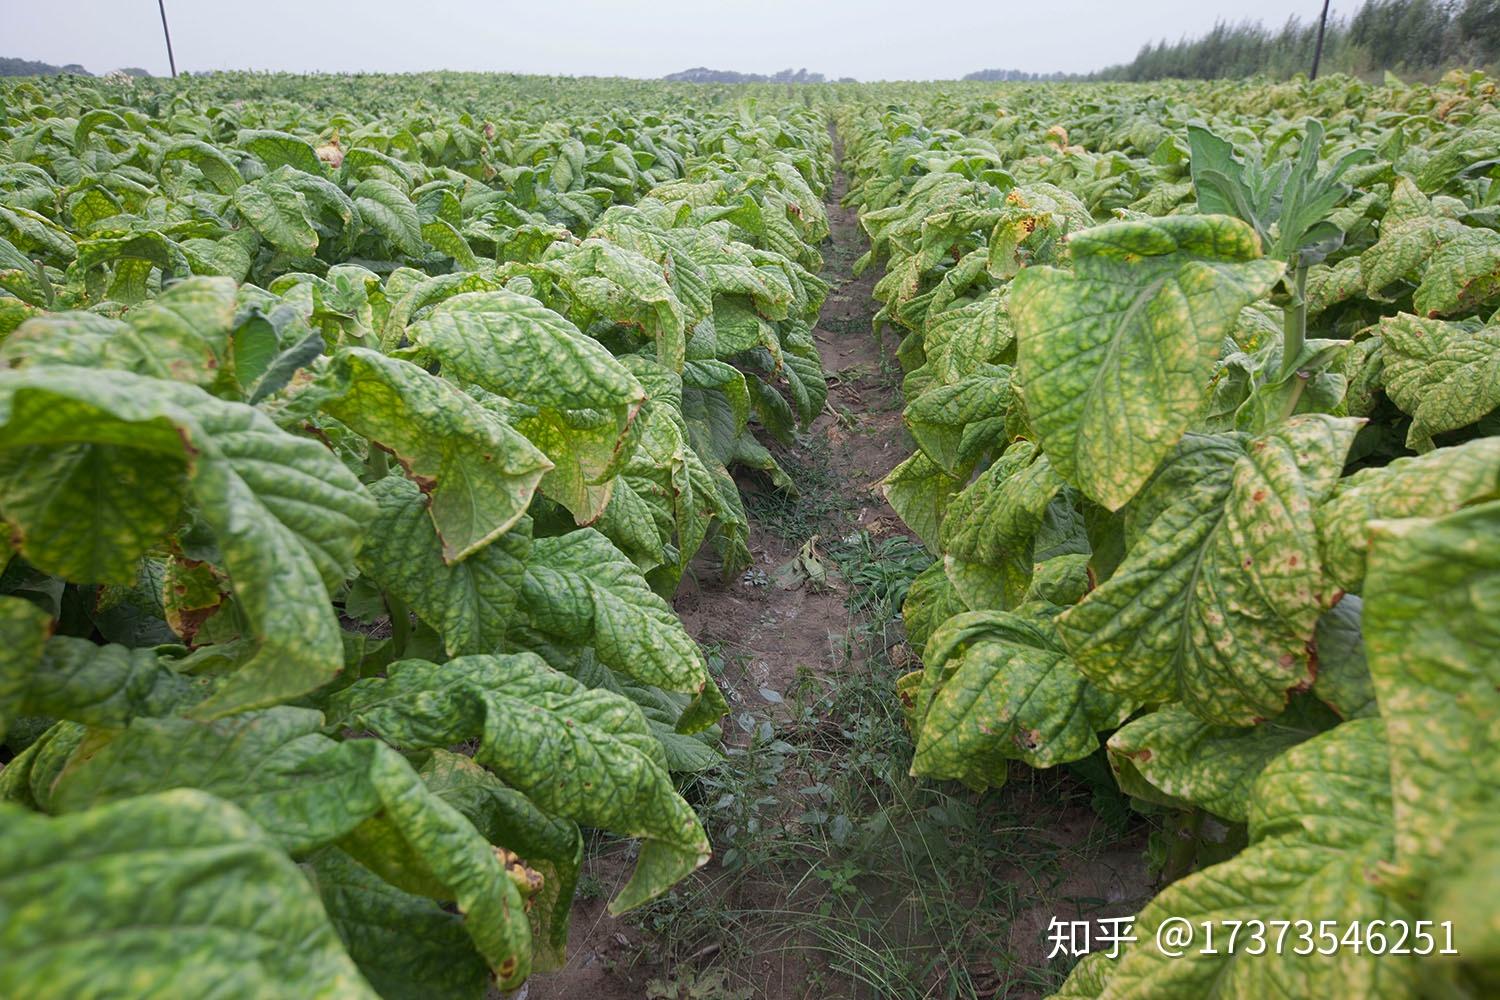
[[1278, 263, 1309, 384], [1162, 808, 1205, 884], [385, 591, 411, 659], [1279, 371, 1310, 421]]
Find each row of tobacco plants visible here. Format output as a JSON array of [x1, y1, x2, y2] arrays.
[[841, 70, 1498, 998], [0, 72, 833, 995]]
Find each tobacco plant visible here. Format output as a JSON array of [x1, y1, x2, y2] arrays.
[[0, 74, 832, 997], [847, 75, 1499, 999]]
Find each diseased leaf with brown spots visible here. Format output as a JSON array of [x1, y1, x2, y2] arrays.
[[907, 610, 1131, 790], [1107, 697, 1339, 822], [1375, 313, 1500, 452], [1010, 215, 1283, 511], [1059, 415, 1361, 726], [1063, 721, 1419, 999], [0, 366, 374, 717], [1363, 500, 1500, 900], [327, 655, 711, 915], [321, 348, 551, 563]]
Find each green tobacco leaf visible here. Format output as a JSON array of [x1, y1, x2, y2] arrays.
[[1364, 500, 1500, 901], [1312, 596, 1378, 721], [2, 276, 236, 386], [0, 235, 52, 308], [519, 528, 724, 724], [1316, 437, 1500, 591], [0, 636, 197, 729], [901, 560, 967, 657], [1376, 313, 1500, 451], [1025, 553, 1091, 605], [1060, 416, 1360, 726], [0, 204, 76, 265], [405, 291, 645, 518], [414, 749, 582, 968], [51, 707, 534, 988], [238, 129, 324, 174], [592, 361, 702, 578], [248, 328, 325, 404], [1306, 257, 1365, 317], [70, 230, 191, 305], [1010, 215, 1282, 510], [1410, 229, 1500, 317], [159, 138, 244, 194], [515, 404, 633, 522], [323, 349, 551, 562], [305, 848, 491, 1000], [540, 238, 687, 370], [354, 179, 426, 257], [1187, 124, 1261, 229], [1107, 697, 1338, 822], [0, 789, 378, 999], [422, 219, 479, 270], [2, 723, 83, 811], [0, 284, 240, 584], [327, 654, 711, 914], [234, 175, 319, 256], [1360, 180, 1500, 316], [1190, 119, 1371, 265], [882, 450, 964, 552], [1424, 815, 1500, 993], [0, 440, 186, 585], [922, 289, 1014, 381], [909, 611, 1131, 790], [415, 748, 581, 865], [903, 365, 1013, 475], [0, 597, 51, 742], [939, 440, 1062, 611], [1052, 952, 1112, 1000], [0, 366, 374, 717], [357, 476, 531, 656], [1071, 720, 1418, 999]]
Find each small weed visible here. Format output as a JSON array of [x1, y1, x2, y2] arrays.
[[828, 531, 932, 627], [744, 435, 863, 542], [646, 968, 752, 1000], [820, 316, 870, 336], [575, 873, 606, 902], [832, 363, 872, 384]]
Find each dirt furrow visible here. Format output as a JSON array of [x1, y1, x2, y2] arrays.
[[528, 126, 910, 1000]]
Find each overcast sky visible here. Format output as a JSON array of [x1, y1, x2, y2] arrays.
[[9, 1, 1341, 80]]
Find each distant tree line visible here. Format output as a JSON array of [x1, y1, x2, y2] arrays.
[[663, 67, 856, 84], [963, 68, 1086, 81], [1, 56, 93, 77], [1094, 0, 1500, 81]]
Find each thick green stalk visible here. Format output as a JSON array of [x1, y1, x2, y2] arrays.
[[1278, 263, 1309, 383], [1161, 808, 1205, 885], [1276, 263, 1311, 421], [384, 591, 411, 660], [367, 444, 390, 480]]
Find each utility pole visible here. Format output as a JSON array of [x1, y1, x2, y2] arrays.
[[157, 0, 178, 78], [1310, 0, 1332, 80]]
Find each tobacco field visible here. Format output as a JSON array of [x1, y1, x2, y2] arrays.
[[0, 68, 1496, 1000]]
